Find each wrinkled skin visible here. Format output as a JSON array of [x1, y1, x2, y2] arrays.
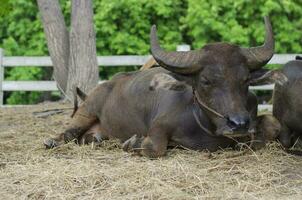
[[44, 18, 276, 157], [44, 65, 263, 157], [273, 57, 302, 148]]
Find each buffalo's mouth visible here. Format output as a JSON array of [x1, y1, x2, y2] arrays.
[[216, 125, 255, 138], [225, 129, 251, 138]]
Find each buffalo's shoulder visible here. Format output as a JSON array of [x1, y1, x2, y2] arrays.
[[282, 60, 302, 81]]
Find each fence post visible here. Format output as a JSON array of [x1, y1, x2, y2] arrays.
[[0, 48, 3, 106]]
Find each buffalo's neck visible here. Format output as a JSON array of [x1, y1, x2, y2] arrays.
[[191, 101, 216, 135]]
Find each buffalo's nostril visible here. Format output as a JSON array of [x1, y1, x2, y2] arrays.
[[227, 115, 250, 130], [227, 117, 238, 128]]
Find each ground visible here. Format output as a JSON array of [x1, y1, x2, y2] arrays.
[[0, 102, 302, 200]]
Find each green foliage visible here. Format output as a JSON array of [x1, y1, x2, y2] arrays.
[[184, 0, 302, 53], [6, 91, 41, 104], [0, 0, 12, 17], [0, 0, 302, 104], [93, 0, 186, 79], [94, 0, 186, 55]]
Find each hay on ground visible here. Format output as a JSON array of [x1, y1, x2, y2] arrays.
[[0, 102, 302, 199]]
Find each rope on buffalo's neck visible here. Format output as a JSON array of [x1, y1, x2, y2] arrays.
[[192, 88, 226, 119], [191, 87, 222, 137], [192, 108, 215, 136]]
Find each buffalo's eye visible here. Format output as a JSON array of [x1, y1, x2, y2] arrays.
[[200, 76, 211, 86]]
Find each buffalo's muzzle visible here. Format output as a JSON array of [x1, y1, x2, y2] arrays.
[[226, 114, 250, 132]]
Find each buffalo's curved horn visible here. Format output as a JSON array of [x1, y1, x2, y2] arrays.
[[150, 25, 203, 74], [241, 16, 274, 70]]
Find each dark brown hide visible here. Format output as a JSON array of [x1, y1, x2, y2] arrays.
[[44, 68, 256, 156], [273, 58, 302, 148], [45, 17, 276, 157]]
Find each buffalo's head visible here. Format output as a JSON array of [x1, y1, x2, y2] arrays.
[[150, 17, 274, 137]]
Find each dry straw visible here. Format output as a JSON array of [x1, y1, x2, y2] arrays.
[[1, 102, 302, 199]]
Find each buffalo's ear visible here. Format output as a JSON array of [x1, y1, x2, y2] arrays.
[[149, 73, 187, 91], [76, 87, 87, 101], [249, 69, 288, 86]]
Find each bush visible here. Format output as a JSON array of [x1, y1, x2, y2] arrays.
[[0, 0, 301, 104], [184, 0, 302, 53]]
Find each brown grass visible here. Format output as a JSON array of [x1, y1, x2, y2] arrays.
[[1, 102, 302, 199]]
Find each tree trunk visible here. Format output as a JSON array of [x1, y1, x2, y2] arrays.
[[37, 0, 98, 101], [37, 0, 69, 93], [67, 0, 99, 98]]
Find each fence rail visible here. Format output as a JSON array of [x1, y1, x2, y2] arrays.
[[2, 55, 153, 67], [0, 46, 301, 110]]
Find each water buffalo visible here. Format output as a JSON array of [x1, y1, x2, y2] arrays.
[[44, 17, 275, 157], [273, 56, 302, 148]]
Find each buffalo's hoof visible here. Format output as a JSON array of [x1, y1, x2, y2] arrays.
[[92, 133, 102, 143], [81, 133, 102, 145], [44, 138, 58, 149], [64, 131, 77, 143], [248, 128, 256, 135], [122, 134, 144, 153]]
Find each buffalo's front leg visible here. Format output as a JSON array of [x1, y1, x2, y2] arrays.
[[79, 123, 106, 145], [247, 92, 258, 134], [278, 124, 293, 148], [122, 124, 169, 158], [44, 105, 97, 148], [44, 132, 65, 149], [122, 134, 144, 152]]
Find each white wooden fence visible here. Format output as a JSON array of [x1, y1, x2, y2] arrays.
[[0, 47, 301, 110]]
